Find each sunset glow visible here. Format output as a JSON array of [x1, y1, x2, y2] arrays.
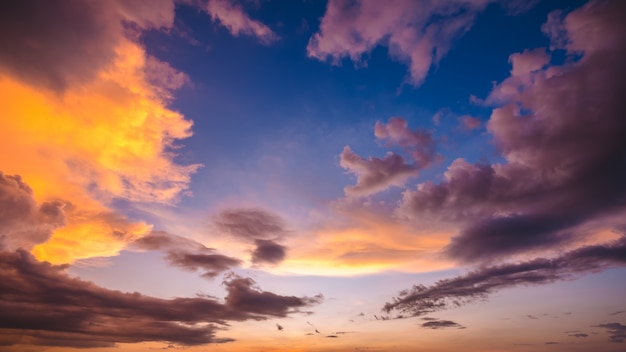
[[1, 1, 625, 351]]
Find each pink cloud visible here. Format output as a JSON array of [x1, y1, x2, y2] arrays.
[[399, 0, 626, 263], [458, 115, 482, 130], [509, 48, 550, 77], [340, 146, 417, 197], [206, 0, 278, 44], [307, 0, 491, 85], [375, 117, 436, 168], [340, 117, 436, 197]]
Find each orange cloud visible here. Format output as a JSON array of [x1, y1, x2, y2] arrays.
[[281, 209, 453, 276], [0, 39, 199, 263]]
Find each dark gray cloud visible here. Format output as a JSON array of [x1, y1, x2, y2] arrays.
[[213, 208, 287, 240], [568, 333, 588, 338], [596, 323, 626, 343], [132, 231, 241, 279], [0, 250, 321, 347], [0, 0, 174, 92], [610, 311, 624, 316], [397, 0, 626, 264], [251, 239, 286, 265], [165, 251, 242, 279], [212, 208, 290, 265], [383, 237, 626, 316], [0, 172, 66, 251], [421, 320, 465, 330], [223, 274, 323, 318]]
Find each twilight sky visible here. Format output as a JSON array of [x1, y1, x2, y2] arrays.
[[1, 0, 626, 351]]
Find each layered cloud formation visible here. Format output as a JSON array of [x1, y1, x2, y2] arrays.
[[384, 0, 626, 315]]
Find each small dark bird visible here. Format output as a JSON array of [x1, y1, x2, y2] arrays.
[[276, 323, 283, 331]]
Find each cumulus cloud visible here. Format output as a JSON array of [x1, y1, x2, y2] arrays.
[[339, 117, 436, 197], [0, 1, 200, 263], [307, 0, 493, 85], [340, 146, 417, 197], [374, 117, 436, 168], [0, 172, 66, 251], [205, 0, 278, 44], [383, 236, 626, 317], [398, 0, 626, 263], [0, 250, 321, 348]]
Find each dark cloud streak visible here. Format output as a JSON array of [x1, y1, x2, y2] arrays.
[[0, 250, 321, 347], [383, 237, 626, 316]]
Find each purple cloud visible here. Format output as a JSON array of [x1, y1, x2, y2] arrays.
[[307, 0, 494, 85], [0, 250, 321, 347], [398, 0, 626, 263], [383, 236, 626, 317]]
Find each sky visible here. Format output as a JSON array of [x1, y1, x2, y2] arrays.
[[0, 0, 625, 351]]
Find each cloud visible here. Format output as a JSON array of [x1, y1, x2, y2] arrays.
[[132, 231, 241, 279], [251, 239, 287, 265], [0, 1, 200, 263], [421, 320, 465, 329], [212, 208, 290, 265], [458, 115, 481, 130], [205, 0, 278, 44], [223, 274, 323, 318], [398, 0, 626, 263], [374, 117, 437, 168], [568, 333, 588, 338], [165, 251, 241, 279], [596, 323, 626, 343], [339, 117, 437, 197], [0, 172, 66, 251], [307, 0, 493, 85], [213, 208, 287, 240], [282, 206, 452, 276], [0, 250, 321, 348], [340, 146, 417, 197], [382, 237, 626, 317], [0, 0, 175, 92]]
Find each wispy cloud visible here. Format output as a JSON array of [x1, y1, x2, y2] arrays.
[[596, 323, 626, 343], [205, 0, 278, 44], [383, 237, 626, 316], [133, 231, 241, 279]]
